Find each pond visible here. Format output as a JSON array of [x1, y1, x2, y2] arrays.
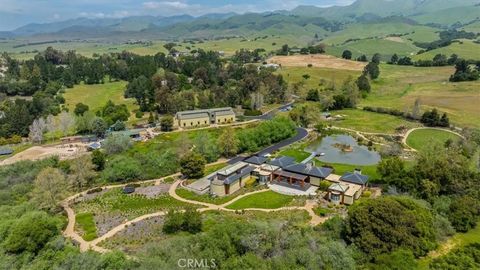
[[305, 134, 381, 166]]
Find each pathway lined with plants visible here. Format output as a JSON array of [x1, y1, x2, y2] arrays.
[[62, 176, 328, 253]]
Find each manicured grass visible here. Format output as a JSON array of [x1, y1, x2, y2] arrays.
[[313, 207, 334, 217], [76, 212, 98, 241], [406, 128, 461, 152], [277, 148, 311, 162], [225, 190, 294, 210], [330, 109, 421, 134], [63, 80, 139, 123], [315, 160, 380, 181]]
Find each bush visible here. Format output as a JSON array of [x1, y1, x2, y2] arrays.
[[103, 134, 132, 155], [244, 109, 262, 116], [163, 208, 202, 234], [86, 187, 103, 194]]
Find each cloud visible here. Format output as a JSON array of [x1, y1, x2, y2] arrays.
[[78, 10, 131, 19]]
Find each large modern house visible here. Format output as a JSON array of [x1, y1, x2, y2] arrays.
[[186, 155, 369, 204], [174, 107, 236, 128]]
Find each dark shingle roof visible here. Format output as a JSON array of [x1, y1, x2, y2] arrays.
[[284, 163, 333, 179], [267, 156, 296, 168], [274, 170, 308, 180], [341, 172, 369, 185], [244, 156, 268, 165], [224, 166, 255, 185]]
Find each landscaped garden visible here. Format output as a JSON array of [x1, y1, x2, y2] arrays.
[[225, 190, 301, 210], [406, 128, 461, 152], [75, 212, 98, 241]]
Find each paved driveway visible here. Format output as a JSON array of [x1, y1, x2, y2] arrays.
[[227, 127, 308, 164]]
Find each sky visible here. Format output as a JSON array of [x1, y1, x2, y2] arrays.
[[0, 0, 355, 31]]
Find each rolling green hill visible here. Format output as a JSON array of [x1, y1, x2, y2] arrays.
[[413, 39, 480, 60]]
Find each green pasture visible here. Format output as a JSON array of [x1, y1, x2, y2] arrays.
[[406, 128, 461, 152]]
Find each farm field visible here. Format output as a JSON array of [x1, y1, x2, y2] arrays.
[[269, 54, 366, 71], [406, 128, 462, 152], [276, 66, 360, 91]]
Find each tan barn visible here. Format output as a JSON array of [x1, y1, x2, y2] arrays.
[[174, 107, 235, 128]]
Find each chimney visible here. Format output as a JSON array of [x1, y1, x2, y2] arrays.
[[354, 168, 362, 175]]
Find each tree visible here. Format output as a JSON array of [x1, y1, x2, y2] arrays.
[[29, 118, 46, 144], [357, 55, 368, 62], [3, 211, 61, 254], [182, 208, 202, 234], [103, 134, 132, 155], [32, 167, 68, 212], [448, 196, 480, 232], [68, 156, 96, 191], [345, 196, 437, 260], [162, 210, 184, 234], [91, 149, 106, 171], [160, 115, 174, 132], [218, 127, 239, 157], [356, 75, 371, 93], [372, 249, 418, 270], [412, 98, 421, 120], [342, 50, 352, 60], [91, 117, 107, 138], [364, 62, 380, 79], [371, 53, 381, 64], [450, 59, 479, 82], [194, 132, 220, 163], [74, 103, 89, 116], [180, 151, 206, 179], [58, 111, 74, 136], [390, 53, 399, 64], [439, 113, 450, 127]]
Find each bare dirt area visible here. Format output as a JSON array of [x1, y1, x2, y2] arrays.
[[132, 184, 171, 198], [0, 144, 88, 165], [268, 55, 367, 71], [384, 36, 405, 43]]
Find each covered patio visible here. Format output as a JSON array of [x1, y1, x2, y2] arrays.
[[271, 170, 310, 190]]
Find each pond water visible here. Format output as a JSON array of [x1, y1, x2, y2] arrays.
[[305, 134, 381, 166]]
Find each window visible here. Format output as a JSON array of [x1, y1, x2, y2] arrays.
[[331, 194, 340, 201], [183, 123, 186, 127]]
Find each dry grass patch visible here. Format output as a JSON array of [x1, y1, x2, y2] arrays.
[[268, 55, 367, 71]]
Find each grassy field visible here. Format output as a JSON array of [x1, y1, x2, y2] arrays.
[[75, 212, 98, 241], [327, 39, 421, 60], [406, 128, 461, 152], [63, 80, 141, 123], [225, 190, 295, 210], [330, 109, 421, 134], [413, 40, 480, 61], [360, 64, 480, 128]]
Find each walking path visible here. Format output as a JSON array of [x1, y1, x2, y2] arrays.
[[62, 175, 329, 253]]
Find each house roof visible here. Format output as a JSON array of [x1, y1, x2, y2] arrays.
[[273, 170, 308, 181], [0, 148, 13, 155], [284, 163, 333, 179], [175, 107, 234, 120], [341, 172, 369, 185], [267, 156, 296, 168], [224, 165, 255, 185], [217, 162, 249, 176], [244, 156, 268, 165], [88, 142, 101, 149], [329, 183, 349, 193]]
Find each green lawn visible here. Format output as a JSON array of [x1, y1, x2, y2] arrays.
[[176, 183, 264, 206], [204, 163, 229, 176], [63, 80, 140, 123], [75, 212, 98, 241], [277, 148, 311, 162], [225, 190, 295, 210], [330, 109, 421, 134], [406, 128, 461, 152]]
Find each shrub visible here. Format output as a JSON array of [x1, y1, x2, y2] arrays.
[[244, 109, 262, 116], [86, 187, 103, 194]]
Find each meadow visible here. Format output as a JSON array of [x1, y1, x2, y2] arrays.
[[362, 64, 480, 128], [412, 39, 480, 61], [406, 128, 462, 152], [62, 80, 142, 123]]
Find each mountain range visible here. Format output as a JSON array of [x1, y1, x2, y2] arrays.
[[3, 0, 480, 41]]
